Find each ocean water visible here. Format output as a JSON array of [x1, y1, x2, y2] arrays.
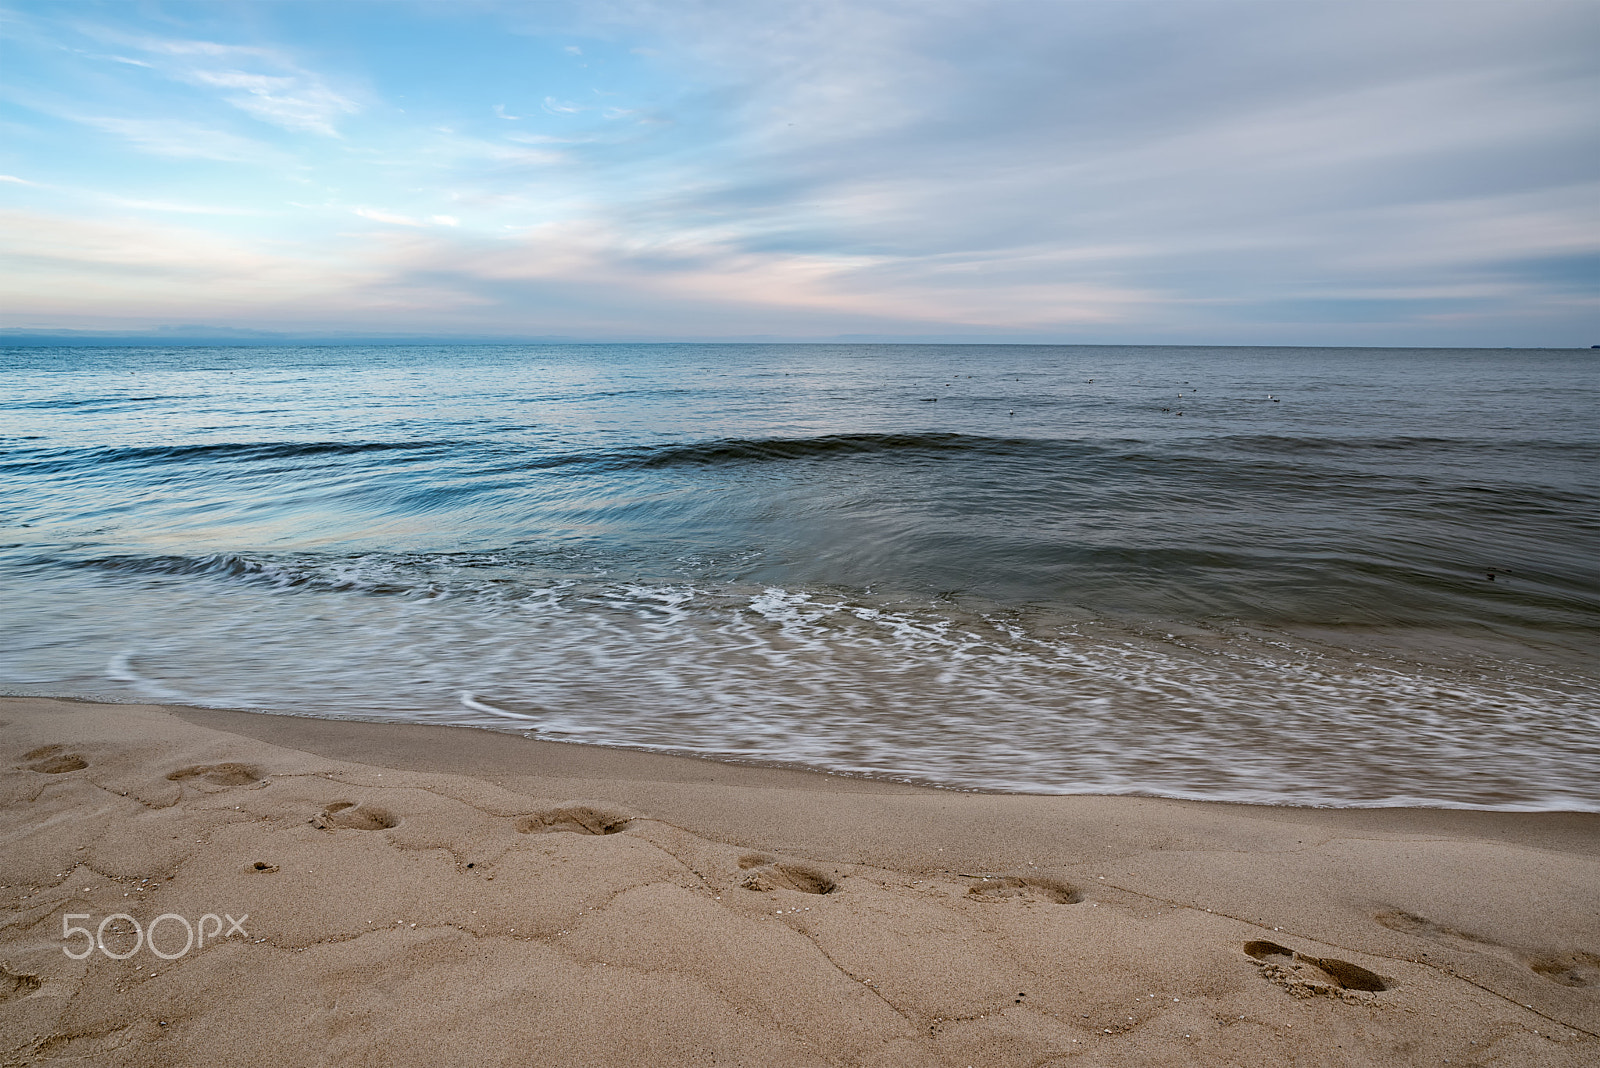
[[2, 343, 1596, 809]]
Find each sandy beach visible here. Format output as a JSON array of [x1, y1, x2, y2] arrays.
[[1, 695, 1595, 1066]]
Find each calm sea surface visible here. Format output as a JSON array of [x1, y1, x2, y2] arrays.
[[2, 343, 1596, 808]]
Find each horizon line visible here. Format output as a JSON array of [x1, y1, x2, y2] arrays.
[[2, 330, 1593, 352]]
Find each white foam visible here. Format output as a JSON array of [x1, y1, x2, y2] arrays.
[[103, 651, 185, 701], [459, 692, 539, 721], [7, 573, 1596, 809]]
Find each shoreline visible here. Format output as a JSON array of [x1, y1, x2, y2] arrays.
[[8, 689, 1597, 813], [170, 700, 1600, 828], [3, 695, 1597, 1065]]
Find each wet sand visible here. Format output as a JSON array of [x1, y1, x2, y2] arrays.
[[1, 696, 1596, 1066]]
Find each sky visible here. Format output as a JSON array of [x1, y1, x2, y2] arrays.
[[1, 0, 1596, 346]]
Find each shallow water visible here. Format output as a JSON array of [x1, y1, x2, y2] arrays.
[[3, 343, 1596, 807]]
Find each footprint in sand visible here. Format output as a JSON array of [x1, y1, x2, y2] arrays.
[[740, 861, 838, 895], [0, 965, 42, 1002], [167, 763, 263, 787], [966, 875, 1082, 904], [310, 801, 399, 830], [1378, 908, 1600, 988], [1374, 909, 1499, 947], [515, 805, 632, 836], [1526, 950, 1600, 988], [1244, 939, 1388, 998], [20, 746, 87, 774]]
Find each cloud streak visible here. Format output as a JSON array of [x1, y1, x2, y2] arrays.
[[74, 23, 362, 136], [71, 115, 287, 164], [183, 68, 358, 137]]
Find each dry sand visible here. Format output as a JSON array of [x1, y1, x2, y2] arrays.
[[1, 695, 1596, 1066]]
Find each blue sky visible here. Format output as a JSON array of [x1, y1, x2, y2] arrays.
[[2, 0, 1596, 345]]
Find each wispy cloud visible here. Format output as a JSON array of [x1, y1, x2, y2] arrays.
[[100, 195, 263, 217], [73, 115, 285, 164], [505, 133, 578, 145], [352, 207, 426, 227], [130, 37, 281, 62], [487, 145, 566, 166], [351, 207, 462, 228], [183, 69, 358, 137], [76, 25, 361, 136], [0, 208, 364, 315]]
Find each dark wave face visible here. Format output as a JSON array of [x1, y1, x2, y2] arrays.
[[2, 343, 1597, 808]]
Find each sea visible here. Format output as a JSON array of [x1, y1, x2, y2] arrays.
[[2, 343, 1596, 809]]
